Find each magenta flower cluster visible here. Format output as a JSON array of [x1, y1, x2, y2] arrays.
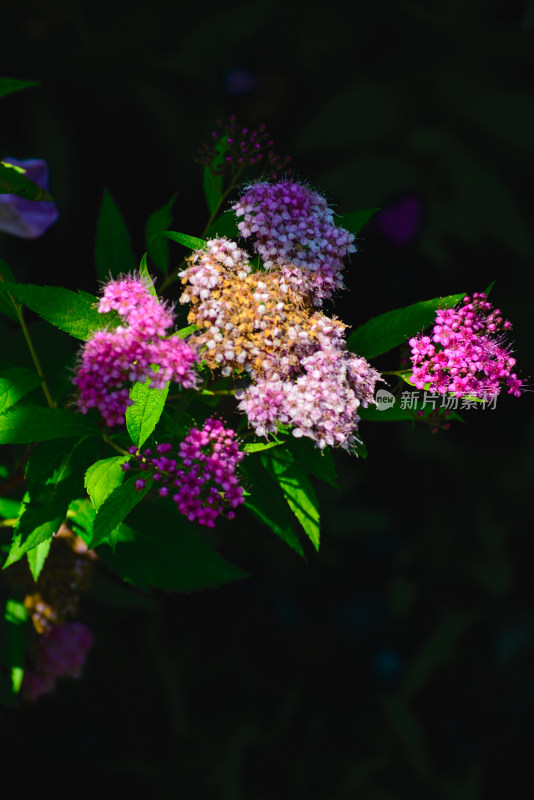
[[409, 293, 523, 398], [21, 622, 94, 702], [73, 274, 199, 426], [125, 418, 245, 527], [232, 180, 356, 306]]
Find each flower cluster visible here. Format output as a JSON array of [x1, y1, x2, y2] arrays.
[[21, 622, 94, 702], [125, 418, 245, 527], [409, 293, 523, 398], [73, 274, 199, 426], [197, 117, 291, 180], [236, 349, 381, 450], [233, 180, 356, 306], [180, 238, 349, 380]]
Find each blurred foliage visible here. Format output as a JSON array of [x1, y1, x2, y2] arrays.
[[1, 0, 533, 798]]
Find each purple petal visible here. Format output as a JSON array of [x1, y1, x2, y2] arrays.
[[0, 157, 59, 238], [376, 194, 423, 247]]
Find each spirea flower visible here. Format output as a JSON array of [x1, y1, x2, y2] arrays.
[[73, 273, 199, 426], [409, 293, 523, 398], [21, 622, 94, 702], [181, 238, 343, 379], [232, 180, 356, 305], [236, 349, 381, 450], [126, 418, 245, 527], [0, 157, 59, 238]]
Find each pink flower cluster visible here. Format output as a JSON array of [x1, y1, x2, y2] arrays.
[[232, 180, 356, 306], [125, 418, 245, 527], [21, 622, 94, 702], [409, 293, 523, 398], [237, 348, 381, 450], [73, 274, 199, 426]]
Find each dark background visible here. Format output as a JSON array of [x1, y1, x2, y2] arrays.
[[1, 1, 533, 797]]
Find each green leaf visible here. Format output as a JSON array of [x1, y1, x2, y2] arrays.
[[95, 188, 136, 281], [203, 166, 223, 214], [338, 208, 380, 235], [0, 367, 42, 414], [4, 599, 28, 694], [126, 378, 170, 447], [286, 437, 338, 488], [262, 448, 321, 551], [146, 194, 176, 275], [0, 259, 19, 321], [347, 293, 466, 359], [0, 161, 53, 201], [0, 405, 97, 444], [242, 439, 285, 454], [90, 476, 152, 548], [152, 230, 206, 251], [27, 539, 51, 582], [359, 404, 463, 423], [138, 252, 157, 295], [84, 456, 130, 510], [67, 497, 96, 545], [0, 498, 22, 518], [176, 324, 198, 339], [380, 696, 433, 783], [0, 77, 40, 100], [242, 458, 304, 557], [0, 281, 117, 340], [97, 501, 247, 592], [4, 438, 94, 566], [204, 210, 239, 240]]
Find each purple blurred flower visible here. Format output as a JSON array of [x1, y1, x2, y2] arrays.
[[375, 194, 422, 247], [0, 157, 59, 238], [224, 68, 257, 96]]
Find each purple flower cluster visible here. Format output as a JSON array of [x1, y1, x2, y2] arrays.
[[126, 418, 245, 527], [409, 293, 523, 398], [236, 346, 381, 450], [232, 180, 356, 306], [21, 622, 94, 702], [73, 274, 199, 426]]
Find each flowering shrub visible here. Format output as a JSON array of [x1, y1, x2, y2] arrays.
[[0, 77, 525, 703]]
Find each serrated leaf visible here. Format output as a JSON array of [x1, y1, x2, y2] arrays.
[[0, 161, 53, 201], [27, 539, 51, 582], [0, 405, 97, 444], [152, 230, 206, 251], [347, 293, 466, 359], [90, 476, 152, 548], [0, 77, 39, 100], [126, 378, 170, 447], [261, 450, 320, 550], [95, 189, 136, 280], [97, 501, 247, 592], [338, 208, 380, 235], [138, 252, 157, 296], [0, 281, 117, 340], [146, 194, 176, 275], [85, 456, 130, 510], [4, 437, 94, 566], [286, 437, 338, 488], [204, 210, 240, 240], [242, 458, 304, 557], [242, 439, 285, 454], [0, 367, 42, 414]]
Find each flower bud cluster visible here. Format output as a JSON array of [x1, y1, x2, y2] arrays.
[[73, 274, 199, 426], [409, 293, 523, 398], [21, 622, 94, 702], [125, 418, 245, 527], [233, 180, 356, 306], [197, 117, 291, 179]]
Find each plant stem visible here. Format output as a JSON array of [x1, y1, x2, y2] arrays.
[[102, 432, 131, 456], [0, 270, 55, 408]]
